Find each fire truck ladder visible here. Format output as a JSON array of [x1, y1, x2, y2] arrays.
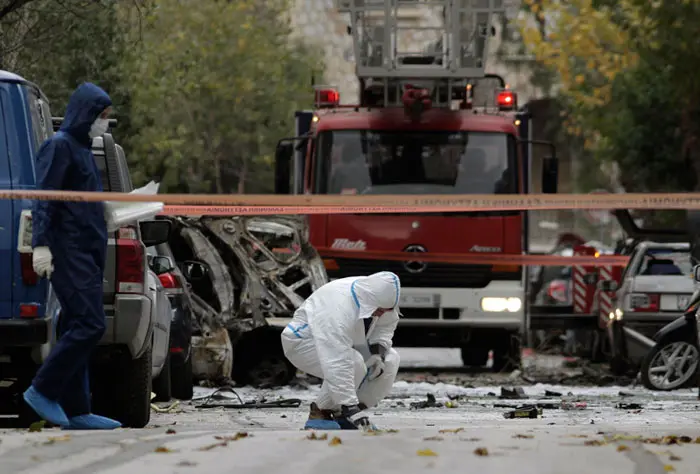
[[336, 0, 506, 106]]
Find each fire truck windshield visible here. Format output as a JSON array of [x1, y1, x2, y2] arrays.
[[314, 130, 517, 196]]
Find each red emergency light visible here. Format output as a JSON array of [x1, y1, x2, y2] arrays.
[[496, 89, 517, 111], [315, 88, 340, 108]]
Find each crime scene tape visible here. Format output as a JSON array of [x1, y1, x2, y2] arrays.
[[313, 249, 630, 267], [5, 189, 700, 211]]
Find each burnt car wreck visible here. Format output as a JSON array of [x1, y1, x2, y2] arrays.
[[165, 215, 328, 388]]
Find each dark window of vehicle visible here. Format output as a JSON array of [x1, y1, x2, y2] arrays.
[[27, 89, 50, 151], [635, 249, 691, 276], [314, 130, 517, 195]]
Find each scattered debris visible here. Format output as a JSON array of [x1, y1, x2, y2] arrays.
[[198, 432, 250, 451], [616, 445, 629, 452], [166, 428, 177, 434], [664, 465, 675, 472], [669, 454, 682, 461], [503, 405, 541, 419], [177, 461, 198, 467], [410, 394, 442, 409], [154, 446, 173, 453], [584, 439, 606, 446], [474, 447, 489, 456], [460, 438, 482, 442], [513, 434, 534, 439], [616, 403, 643, 410], [28, 421, 45, 433], [561, 401, 588, 410], [307, 432, 328, 441], [423, 436, 444, 441], [329, 436, 342, 446], [500, 386, 527, 400], [545, 390, 562, 397], [444, 400, 459, 408], [417, 449, 437, 456]]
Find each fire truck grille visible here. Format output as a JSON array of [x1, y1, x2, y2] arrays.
[[327, 258, 495, 288]]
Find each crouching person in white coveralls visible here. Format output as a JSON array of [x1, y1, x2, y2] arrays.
[[281, 271, 401, 431]]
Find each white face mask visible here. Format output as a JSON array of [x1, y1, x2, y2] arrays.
[[89, 118, 109, 138]]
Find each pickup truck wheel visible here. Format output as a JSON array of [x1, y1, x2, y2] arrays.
[[170, 355, 194, 401], [152, 354, 172, 402], [460, 346, 489, 367], [93, 345, 153, 428]]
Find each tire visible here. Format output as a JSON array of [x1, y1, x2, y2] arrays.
[[152, 354, 172, 402], [170, 354, 194, 401], [640, 340, 700, 391], [231, 328, 296, 388], [460, 346, 489, 367], [93, 344, 153, 428], [492, 333, 521, 373]]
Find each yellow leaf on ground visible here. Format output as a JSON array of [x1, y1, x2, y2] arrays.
[[417, 449, 438, 456], [329, 436, 342, 446]]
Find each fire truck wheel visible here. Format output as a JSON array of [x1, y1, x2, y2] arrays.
[[460, 346, 489, 367], [492, 333, 521, 372]]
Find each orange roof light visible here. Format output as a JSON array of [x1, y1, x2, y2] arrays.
[[496, 90, 517, 111]]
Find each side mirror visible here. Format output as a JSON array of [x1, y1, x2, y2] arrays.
[[149, 255, 174, 275], [541, 156, 559, 194], [274, 140, 294, 195], [140, 220, 171, 247], [597, 280, 619, 292], [693, 264, 700, 283], [180, 260, 209, 282]]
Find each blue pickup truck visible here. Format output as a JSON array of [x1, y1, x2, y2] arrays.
[[0, 72, 54, 418], [0, 70, 173, 427]]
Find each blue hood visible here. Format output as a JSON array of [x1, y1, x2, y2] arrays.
[[59, 82, 112, 145]]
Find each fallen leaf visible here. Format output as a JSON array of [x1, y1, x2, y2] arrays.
[[460, 437, 482, 442], [417, 449, 438, 456], [474, 447, 489, 456], [166, 428, 177, 434], [386, 429, 399, 433], [215, 432, 249, 442], [329, 436, 342, 446], [306, 432, 328, 441], [617, 445, 629, 452], [177, 461, 197, 467], [28, 421, 45, 433], [198, 442, 228, 451], [439, 428, 464, 434], [154, 446, 173, 453], [44, 435, 71, 445], [584, 440, 606, 446], [423, 436, 444, 441], [569, 434, 588, 438], [669, 455, 682, 461], [513, 434, 534, 439], [664, 465, 675, 472]]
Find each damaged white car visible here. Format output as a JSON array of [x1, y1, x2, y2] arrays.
[[163, 215, 328, 388]]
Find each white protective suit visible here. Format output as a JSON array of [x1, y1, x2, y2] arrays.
[[281, 272, 401, 410]]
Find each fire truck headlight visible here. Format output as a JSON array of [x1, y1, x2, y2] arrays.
[[615, 308, 624, 321], [481, 297, 522, 313]]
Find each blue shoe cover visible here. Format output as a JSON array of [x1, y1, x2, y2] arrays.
[[23, 386, 69, 427], [63, 414, 122, 430], [304, 419, 341, 430]]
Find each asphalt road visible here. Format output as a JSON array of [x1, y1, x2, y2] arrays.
[[2, 350, 698, 474]]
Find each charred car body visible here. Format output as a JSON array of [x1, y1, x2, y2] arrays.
[[162, 215, 328, 387]]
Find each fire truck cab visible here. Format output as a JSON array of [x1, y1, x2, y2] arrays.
[[274, 0, 559, 371]]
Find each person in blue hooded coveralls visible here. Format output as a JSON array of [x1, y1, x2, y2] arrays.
[[23, 83, 122, 430]]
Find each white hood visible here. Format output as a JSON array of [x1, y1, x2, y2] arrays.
[[351, 271, 401, 319]]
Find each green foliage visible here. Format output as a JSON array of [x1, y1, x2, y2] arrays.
[[121, 0, 323, 193]]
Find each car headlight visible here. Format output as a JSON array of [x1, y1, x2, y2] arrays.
[[480, 297, 522, 313], [609, 308, 623, 321]]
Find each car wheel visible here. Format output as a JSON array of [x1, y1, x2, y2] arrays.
[[232, 328, 296, 388], [92, 342, 153, 428], [152, 354, 172, 402], [170, 354, 194, 401], [641, 340, 700, 391]]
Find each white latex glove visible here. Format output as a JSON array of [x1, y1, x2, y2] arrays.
[[32, 246, 54, 280], [365, 354, 385, 381]]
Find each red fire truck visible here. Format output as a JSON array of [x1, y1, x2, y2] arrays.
[[274, 0, 559, 370]]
